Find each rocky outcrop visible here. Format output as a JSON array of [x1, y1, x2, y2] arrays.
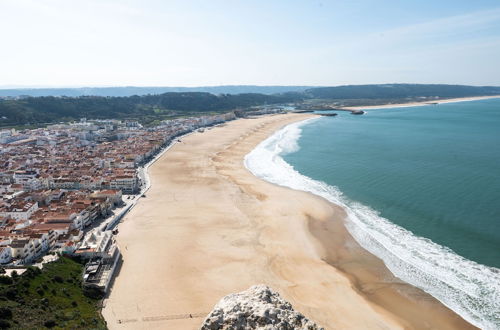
[[200, 285, 323, 330]]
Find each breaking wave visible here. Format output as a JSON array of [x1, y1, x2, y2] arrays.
[[244, 118, 500, 329]]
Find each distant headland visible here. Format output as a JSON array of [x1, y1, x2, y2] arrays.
[[1, 84, 500, 128]]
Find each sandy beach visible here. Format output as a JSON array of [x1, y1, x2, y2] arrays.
[[342, 95, 500, 110], [102, 113, 475, 329]]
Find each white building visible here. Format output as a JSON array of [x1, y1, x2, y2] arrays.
[[109, 175, 137, 193], [0, 247, 12, 264], [0, 202, 39, 221]]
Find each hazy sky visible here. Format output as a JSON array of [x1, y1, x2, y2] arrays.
[[1, 0, 500, 87]]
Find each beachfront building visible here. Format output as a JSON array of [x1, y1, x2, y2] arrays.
[[108, 175, 138, 194], [0, 112, 237, 266], [90, 190, 123, 207], [82, 245, 121, 294], [77, 229, 121, 294]]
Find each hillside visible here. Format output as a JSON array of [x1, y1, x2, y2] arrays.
[[0, 85, 314, 98], [305, 84, 500, 99], [0, 258, 105, 329], [0, 92, 302, 127], [2, 84, 500, 127]]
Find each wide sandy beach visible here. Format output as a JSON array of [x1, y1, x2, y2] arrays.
[[102, 113, 475, 329], [342, 95, 500, 110]]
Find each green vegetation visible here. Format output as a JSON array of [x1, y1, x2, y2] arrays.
[[0, 85, 312, 98], [0, 257, 106, 329], [304, 83, 500, 99], [0, 92, 302, 127], [2, 84, 500, 127]]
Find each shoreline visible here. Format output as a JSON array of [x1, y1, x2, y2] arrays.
[[102, 113, 475, 329], [307, 203, 476, 330], [244, 117, 480, 329], [342, 94, 500, 110]]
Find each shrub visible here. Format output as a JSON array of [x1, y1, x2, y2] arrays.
[[82, 287, 104, 299], [43, 320, 56, 328], [0, 319, 10, 329], [61, 288, 70, 297], [52, 276, 63, 283], [0, 276, 13, 285], [25, 267, 41, 278], [3, 288, 16, 300], [0, 307, 12, 319]]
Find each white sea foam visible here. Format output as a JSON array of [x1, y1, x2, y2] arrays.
[[244, 118, 500, 329]]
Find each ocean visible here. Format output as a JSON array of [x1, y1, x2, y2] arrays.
[[244, 98, 500, 329]]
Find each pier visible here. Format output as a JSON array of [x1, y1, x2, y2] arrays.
[[294, 107, 365, 115]]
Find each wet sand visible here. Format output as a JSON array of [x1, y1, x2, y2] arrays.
[[102, 113, 475, 329]]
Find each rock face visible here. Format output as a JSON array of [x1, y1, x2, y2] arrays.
[[200, 285, 323, 330]]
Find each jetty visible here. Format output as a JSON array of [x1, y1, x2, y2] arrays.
[[295, 108, 365, 115], [294, 104, 365, 115], [291, 110, 314, 113]]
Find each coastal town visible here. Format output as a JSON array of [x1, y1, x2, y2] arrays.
[[1, 0, 499, 327], [0, 111, 240, 293]]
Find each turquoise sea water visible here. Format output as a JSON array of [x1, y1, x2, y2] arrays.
[[244, 99, 500, 328], [286, 99, 500, 268]]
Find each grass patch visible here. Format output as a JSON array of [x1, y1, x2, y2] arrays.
[[0, 257, 106, 329]]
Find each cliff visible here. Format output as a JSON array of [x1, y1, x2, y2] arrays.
[[200, 285, 323, 330]]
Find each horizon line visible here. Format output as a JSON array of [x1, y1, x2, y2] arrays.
[[1, 82, 500, 90]]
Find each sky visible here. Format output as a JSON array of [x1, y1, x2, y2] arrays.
[[1, 0, 500, 87]]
